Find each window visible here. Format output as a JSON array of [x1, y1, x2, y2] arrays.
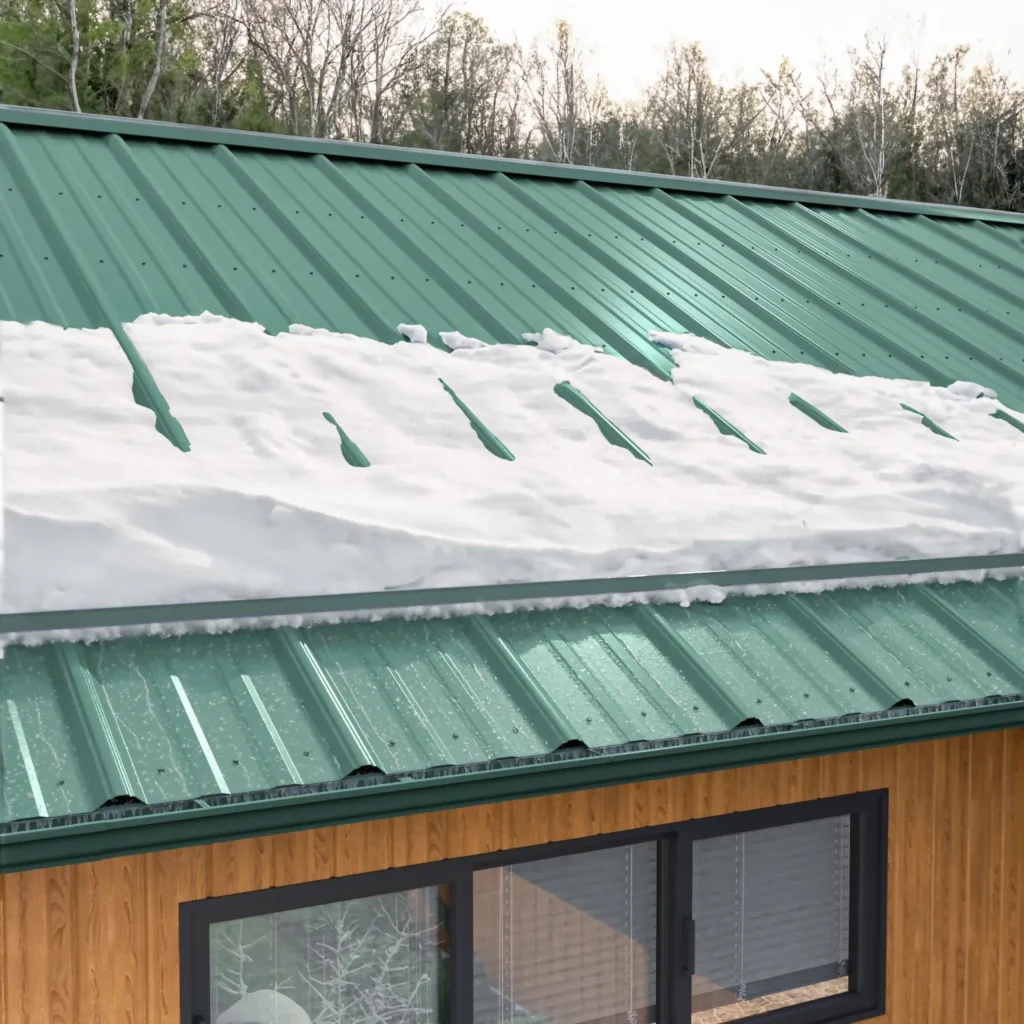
[[208, 886, 450, 1024], [474, 843, 658, 1024], [690, 816, 851, 1022], [182, 792, 886, 1024]]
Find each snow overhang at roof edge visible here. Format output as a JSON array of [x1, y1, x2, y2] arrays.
[[2, 105, 1024, 227], [3, 695, 1022, 874]]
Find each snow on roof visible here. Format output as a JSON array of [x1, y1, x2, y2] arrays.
[[2, 313, 1022, 618]]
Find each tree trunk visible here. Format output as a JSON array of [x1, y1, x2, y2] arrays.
[[68, 0, 81, 112], [138, 0, 169, 119]]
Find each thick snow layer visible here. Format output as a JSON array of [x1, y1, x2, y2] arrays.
[[2, 315, 1022, 618]]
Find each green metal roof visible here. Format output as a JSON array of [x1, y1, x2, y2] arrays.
[[1, 107, 1023, 871], [2, 579, 1022, 871], [1, 106, 1023, 410]]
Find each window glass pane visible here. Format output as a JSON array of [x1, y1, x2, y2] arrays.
[[209, 885, 450, 1024], [691, 815, 851, 1022], [474, 843, 658, 1024]]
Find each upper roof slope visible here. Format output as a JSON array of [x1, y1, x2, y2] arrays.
[[2, 106, 1023, 410]]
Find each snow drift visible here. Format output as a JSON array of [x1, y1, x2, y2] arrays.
[[2, 314, 1021, 618]]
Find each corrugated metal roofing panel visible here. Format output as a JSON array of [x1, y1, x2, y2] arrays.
[[0, 110, 1022, 863], [1, 110, 1022, 407], [2, 580, 1021, 827]]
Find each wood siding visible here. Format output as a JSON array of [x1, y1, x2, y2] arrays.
[[2, 729, 1022, 1024]]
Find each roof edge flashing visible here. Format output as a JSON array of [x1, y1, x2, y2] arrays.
[[2, 105, 1023, 226], [3, 553, 1021, 643], [2, 694, 1021, 872]]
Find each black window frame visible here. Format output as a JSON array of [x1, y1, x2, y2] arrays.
[[180, 789, 887, 1024]]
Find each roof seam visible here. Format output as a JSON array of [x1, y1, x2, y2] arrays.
[[0, 123, 191, 451], [727, 197, 993, 379], [105, 133, 251, 320], [211, 143, 394, 338], [791, 203, 1024, 352]]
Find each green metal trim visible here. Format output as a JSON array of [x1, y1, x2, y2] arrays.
[[693, 396, 766, 453], [993, 408, 1024, 434], [554, 381, 652, 463], [2, 554, 1021, 636], [900, 403, 958, 441], [323, 412, 371, 467], [2, 698, 1021, 873], [439, 379, 515, 461], [789, 393, 848, 432], [3, 106, 1023, 226]]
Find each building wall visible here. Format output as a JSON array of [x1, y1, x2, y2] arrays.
[[2, 728, 1022, 1024]]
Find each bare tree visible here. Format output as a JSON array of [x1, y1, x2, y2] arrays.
[[67, 0, 81, 111], [758, 59, 808, 181], [138, 0, 168, 118], [401, 13, 525, 155], [838, 35, 924, 196], [967, 59, 1024, 209], [522, 20, 608, 165], [348, 0, 437, 143], [646, 42, 728, 178], [193, 0, 247, 125], [237, 0, 438, 140], [214, 919, 273, 1001], [302, 895, 444, 1024], [925, 45, 977, 203]]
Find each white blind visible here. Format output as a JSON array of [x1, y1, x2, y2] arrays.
[[474, 843, 658, 1024], [692, 815, 851, 1012]]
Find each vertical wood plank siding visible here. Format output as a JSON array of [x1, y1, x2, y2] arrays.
[[2, 730, 1022, 1024]]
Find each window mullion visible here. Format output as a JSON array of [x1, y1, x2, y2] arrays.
[[659, 832, 693, 1024], [450, 865, 475, 1024]]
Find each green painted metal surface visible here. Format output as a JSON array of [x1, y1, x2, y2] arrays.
[[1, 108, 1023, 411], [0, 108, 1022, 868], [2, 580, 1021, 837]]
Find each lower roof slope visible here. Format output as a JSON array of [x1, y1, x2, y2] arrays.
[[2, 578, 1021, 870]]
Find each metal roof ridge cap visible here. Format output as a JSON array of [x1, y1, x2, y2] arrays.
[[2, 697, 1022, 871], [2, 105, 1023, 225], [2, 554, 1022, 637]]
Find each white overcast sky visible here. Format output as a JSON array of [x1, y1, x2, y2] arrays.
[[453, 0, 1023, 102]]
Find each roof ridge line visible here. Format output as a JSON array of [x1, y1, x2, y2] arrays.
[[2, 105, 1023, 226]]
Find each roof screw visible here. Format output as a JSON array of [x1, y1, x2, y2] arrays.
[[57, 779, 65, 786], [585, 717, 592, 723], [452, 732, 459, 739], [803, 693, 810, 698], [388, 739, 396, 746], [640, 711, 647, 717], [157, 767, 165, 774], [512, 727, 519, 733], [232, 759, 240, 765], [303, 750, 311, 757]]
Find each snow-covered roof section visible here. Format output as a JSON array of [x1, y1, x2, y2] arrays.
[[3, 314, 1022, 619]]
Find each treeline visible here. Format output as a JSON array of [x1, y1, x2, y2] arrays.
[[1, 0, 1022, 210]]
